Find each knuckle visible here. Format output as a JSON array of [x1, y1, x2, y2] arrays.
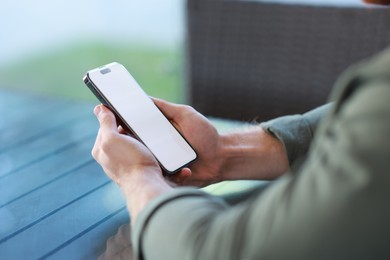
[[91, 148, 97, 159], [91, 146, 99, 160], [100, 139, 112, 152], [92, 133, 117, 157], [182, 105, 195, 114], [100, 134, 118, 153], [182, 104, 192, 110], [100, 113, 112, 125]]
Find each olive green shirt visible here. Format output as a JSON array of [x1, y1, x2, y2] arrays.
[[132, 48, 390, 260]]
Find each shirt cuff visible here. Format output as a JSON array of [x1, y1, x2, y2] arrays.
[[260, 104, 331, 169]]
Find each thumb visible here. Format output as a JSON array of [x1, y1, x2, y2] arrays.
[[152, 97, 182, 120], [167, 167, 193, 185], [94, 105, 117, 133]]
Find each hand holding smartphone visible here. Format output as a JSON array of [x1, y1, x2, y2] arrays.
[[83, 62, 197, 174]]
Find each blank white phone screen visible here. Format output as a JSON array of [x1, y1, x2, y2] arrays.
[[88, 62, 197, 173]]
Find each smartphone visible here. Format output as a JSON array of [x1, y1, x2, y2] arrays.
[[83, 62, 197, 174]]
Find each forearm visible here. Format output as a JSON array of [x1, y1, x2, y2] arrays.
[[215, 104, 331, 182], [218, 127, 289, 181]]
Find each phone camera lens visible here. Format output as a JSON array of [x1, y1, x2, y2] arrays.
[[100, 68, 111, 75]]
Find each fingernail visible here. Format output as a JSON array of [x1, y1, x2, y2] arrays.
[[94, 105, 102, 116]]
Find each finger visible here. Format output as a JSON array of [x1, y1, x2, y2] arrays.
[[92, 128, 102, 160], [180, 167, 192, 177], [151, 97, 184, 120], [167, 168, 193, 185], [118, 125, 127, 135], [118, 126, 137, 140], [94, 105, 118, 134]]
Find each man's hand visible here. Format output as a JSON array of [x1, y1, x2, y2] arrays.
[[153, 99, 290, 187], [154, 99, 289, 186], [92, 104, 172, 222], [92, 105, 161, 186], [153, 98, 226, 187]]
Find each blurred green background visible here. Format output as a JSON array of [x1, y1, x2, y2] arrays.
[[0, 42, 183, 102], [0, 0, 185, 103]]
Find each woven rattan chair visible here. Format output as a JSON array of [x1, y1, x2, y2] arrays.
[[185, 0, 390, 121]]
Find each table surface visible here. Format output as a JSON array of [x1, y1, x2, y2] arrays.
[[0, 89, 262, 259]]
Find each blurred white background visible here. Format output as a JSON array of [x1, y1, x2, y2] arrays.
[[1, 0, 184, 64]]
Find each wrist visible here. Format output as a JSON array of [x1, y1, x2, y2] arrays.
[[218, 127, 289, 181], [121, 167, 169, 195], [218, 129, 263, 180], [119, 168, 173, 222]]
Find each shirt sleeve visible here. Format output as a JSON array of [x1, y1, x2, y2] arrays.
[[133, 79, 390, 260], [260, 103, 332, 170], [132, 48, 390, 260]]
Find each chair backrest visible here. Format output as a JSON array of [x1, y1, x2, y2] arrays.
[[185, 0, 390, 121]]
